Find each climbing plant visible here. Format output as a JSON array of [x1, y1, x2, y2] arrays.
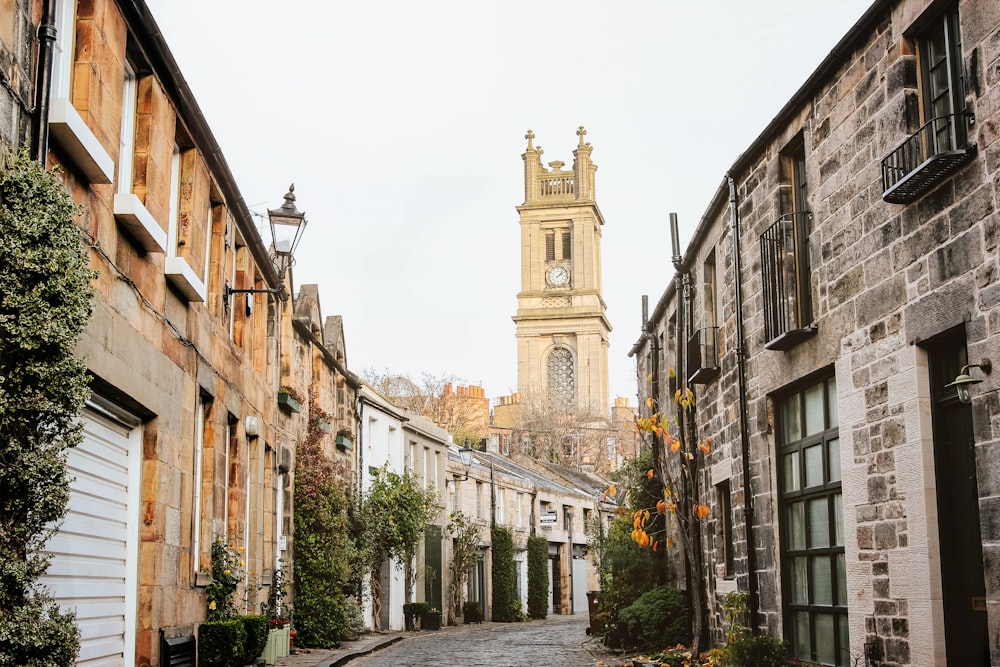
[[526, 535, 548, 619], [354, 465, 439, 631], [0, 147, 95, 666], [294, 402, 355, 647], [490, 526, 521, 622], [445, 511, 482, 623]]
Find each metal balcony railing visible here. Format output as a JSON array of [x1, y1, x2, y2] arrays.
[[687, 327, 720, 384], [761, 212, 816, 351], [881, 113, 976, 204]]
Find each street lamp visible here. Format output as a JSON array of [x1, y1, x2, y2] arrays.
[[224, 184, 307, 308], [945, 359, 991, 404], [456, 441, 475, 481]]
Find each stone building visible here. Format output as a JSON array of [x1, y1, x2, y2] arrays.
[[444, 444, 612, 622], [0, 1, 360, 665], [631, 1, 998, 665]]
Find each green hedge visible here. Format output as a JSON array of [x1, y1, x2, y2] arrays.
[[462, 601, 483, 623], [526, 535, 548, 619], [241, 615, 269, 664], [198, 619, 246, 667], [490, 526, 521, 621], [610, 585, 687, 652]]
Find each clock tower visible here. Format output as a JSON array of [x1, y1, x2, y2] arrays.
[[512, 127, 611, 416]]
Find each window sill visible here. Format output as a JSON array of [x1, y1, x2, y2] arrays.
[[48, 98, 114, 184], [113, 194, 166, 253], [164, 256, 206, 303], [764, 325, 817, 351]]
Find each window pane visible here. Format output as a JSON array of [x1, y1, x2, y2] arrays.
[[788, 502, 805, 550], [784, 453, 800, 492], [827, 377, 838, 428], [790, 556, 808, 604], [834, 493, 844, 546], [828, 437, 841, 482], [812, 555, 832, 605], [814, 613, 836, 665], [809, 497, 830, 547], [836, 553, 847, 606], [783, 394, 801, 442], [805, 444, 824, 487], [794, 611, 811, 659], [838, 614, 850, 666], [804, 382, 825, 435]]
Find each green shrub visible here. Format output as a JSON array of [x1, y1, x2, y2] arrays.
[[526, 536, 548, 619], [490, 527, 521, 622], [402, 602, 429, 615], [462, 601, 483, 623], [724, 633, 790, 667], [198, 619, 246, 667], [240, 615, 269, 664], [612, 586, 687, 652], [0, 147, 93, 667]]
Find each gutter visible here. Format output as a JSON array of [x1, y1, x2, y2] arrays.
[[728, 175, 759, 632], [31, 0, 57, 164]]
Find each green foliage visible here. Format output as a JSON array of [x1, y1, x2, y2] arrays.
[[294, 404, 355, 647], [263, 562, 289, 624], [526, 536, 548, 619], [723, 633, 790, 667], [490, 526, 520, 622], [462, 601, 483, 623], [198, 619, 246, 667], [354, 464, 440, 630], [205, 539, 244, 620], [0, 147, 94, 666], [240, 615, 269, 664], [591, 451, 671, 626], [609, 585, 687, 652], [446, 511, 482, 620]]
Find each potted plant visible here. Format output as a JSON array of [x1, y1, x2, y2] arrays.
[[402, 602, 428, 631], [277, 386, 303, 413], [421, 607, 442, 631], [462, 601, 483, 624]]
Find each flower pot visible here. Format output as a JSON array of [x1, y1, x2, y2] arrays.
[[420, 611, 442, 631], [277, 392, 302, 414]]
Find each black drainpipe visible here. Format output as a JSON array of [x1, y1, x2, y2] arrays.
[[31, 0, 58, 164], [728, 175, 759, 632]]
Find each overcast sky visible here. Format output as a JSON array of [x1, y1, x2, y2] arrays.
[[146, 0, 874, 404]]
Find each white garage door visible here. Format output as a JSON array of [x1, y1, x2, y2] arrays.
[[42, 405, 140, 667]]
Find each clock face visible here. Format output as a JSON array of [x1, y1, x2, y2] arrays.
[[546, 266, 569, 287]]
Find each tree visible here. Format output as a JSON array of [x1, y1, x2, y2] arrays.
[[294, 402, 356, 647], [0, 148, 94, 665], [631, 386, 712, 652], [354, 466, 439, 631], [360, 368, 489, 442], [445, 511, 482, 623]]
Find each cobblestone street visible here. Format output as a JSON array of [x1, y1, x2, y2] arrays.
[[345, 614, 620, 667]]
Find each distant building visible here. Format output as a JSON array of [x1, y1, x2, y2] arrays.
[[631, 1, 998, 665]]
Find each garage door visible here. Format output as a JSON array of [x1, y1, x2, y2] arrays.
[[42, 405, 140, 666]]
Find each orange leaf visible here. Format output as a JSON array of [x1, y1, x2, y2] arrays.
[[607, 483, 617, 498], [652, 540, 659, 552], [671, 437, 681, 453], [694, 504, 711, 519], [698, 439, 711, 454], [666, 536, 674, 548], [656, 499, 666, 515], [646, 469, 654, 479], [646, 397, 655, 409]]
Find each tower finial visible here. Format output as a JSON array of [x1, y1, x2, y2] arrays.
[[525, 129, 536, 151], [577, 125, 587, 147]]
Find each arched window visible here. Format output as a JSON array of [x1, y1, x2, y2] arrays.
[[547, 347, 575, 405]]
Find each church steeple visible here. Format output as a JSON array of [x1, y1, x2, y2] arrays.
[[512, 127, 611, 416]]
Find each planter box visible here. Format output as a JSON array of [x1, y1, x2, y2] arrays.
[[260, 626, 290, 664], [277, 392, 302, 414], [421, 612, 442, 631], [336, 434, 353, 450], [318, 420, 332, 433]]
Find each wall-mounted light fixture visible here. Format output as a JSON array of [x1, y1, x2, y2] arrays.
[[945, 358, 991, 404], [455, 441, 475, 481], [224, 184, 308, 309]]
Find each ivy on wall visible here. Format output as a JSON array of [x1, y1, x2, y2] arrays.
[[526, 535, 549, 620], [490, 526, 521, 622], [0, 147, 95, 665]]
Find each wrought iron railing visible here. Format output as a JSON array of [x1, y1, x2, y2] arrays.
[[881, 113, 975, 204], [687, 327, 719, 384], [760, 212, 815, 350]]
